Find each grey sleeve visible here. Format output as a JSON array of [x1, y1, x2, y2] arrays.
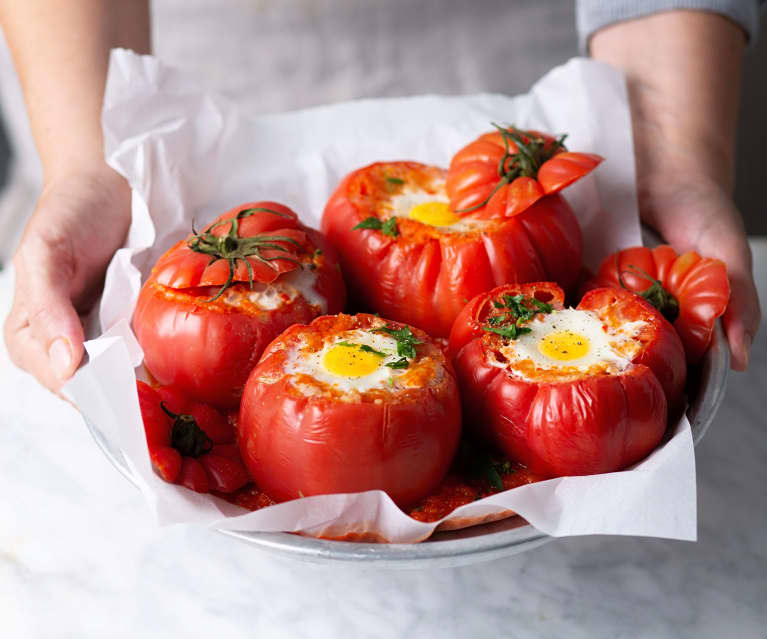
[[576, 0, 763, 52]]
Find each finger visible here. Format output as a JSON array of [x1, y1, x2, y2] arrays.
[[13, 234, 86, 383], [723, 269, 761, 371], [4, 295, 67, 392], [705, 235, 761, 371]]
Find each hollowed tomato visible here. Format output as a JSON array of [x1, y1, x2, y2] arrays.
[[450, 283, 686, 477], [238, 313, 462, 507], [321, 160, 584, 338]]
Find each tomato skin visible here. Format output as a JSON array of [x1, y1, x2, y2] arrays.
[[199, 453, 250, 493], [446, 127, 602, 218], [321, 162, 582, 337], [137, 381, 172, 448], [134, 287, 321, 407], [179, 458, 209, 493], [578, 288, 686, 416], [151, 201, 307, 289], [136, 381, 251, 494], [134, 203, 346, 408], [588, 245, 730, 363], [451, 285, 685, 477], [238, 314, 462, 507], [150, 446, 183, 483]]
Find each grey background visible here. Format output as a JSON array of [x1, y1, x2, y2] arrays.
[[0, 8, 763, 236], [735, 11, 767, 234]]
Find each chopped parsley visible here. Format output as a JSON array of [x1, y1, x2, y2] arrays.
[[375, 325, 423, 359], [482, 293, 553, 341], [352, 216, 399, 238], [456, 438, 511, 492], [483, 324, 532, 340], [359, 344, 386, 357], [385, 357, 410, 369], [384, 175, 405, 191], [336, 341, 386, 357]]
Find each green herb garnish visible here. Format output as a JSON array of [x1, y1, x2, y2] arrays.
[[482, 293, 552, 341], [456, 438, 511, 492], [375, 325, 423, 359], [483, 324, 532, 340], [385, 357, 410, 369], [384, 175, 405, 191], [359, 344, 387, 357], [352, 216, 399, 238], [336, 341, 387, 357]]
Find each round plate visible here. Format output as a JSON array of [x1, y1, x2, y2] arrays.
[[85, 229, 730, 568], [85, 320, 728, 569]]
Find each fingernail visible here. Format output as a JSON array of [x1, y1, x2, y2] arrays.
[[48, 337, 73, 380]]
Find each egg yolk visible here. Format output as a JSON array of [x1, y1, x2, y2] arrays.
[[538, 331, 590, 361], [322, 344, 383, 377], [409, 201, 460, 227]]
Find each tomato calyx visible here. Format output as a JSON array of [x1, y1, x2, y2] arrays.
[[482, 293, 553, 340], [618, 261, 680, 323], [456, 124, 566, 214], [160, 401, 213, 458], [187, 206, 303, 301]]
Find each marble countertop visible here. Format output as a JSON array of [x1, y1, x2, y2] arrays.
[[2, 242, 766, 639]]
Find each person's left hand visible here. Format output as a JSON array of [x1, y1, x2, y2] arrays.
[[633, 164, 760, 371], [590, 9, 761, 371]]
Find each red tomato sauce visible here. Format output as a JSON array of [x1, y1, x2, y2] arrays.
[[219, 454, 543, 524]]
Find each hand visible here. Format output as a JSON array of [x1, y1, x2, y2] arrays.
[[634, 164, 760, 371], [4, 168, 131, 391], [590, 10, 760, 370]]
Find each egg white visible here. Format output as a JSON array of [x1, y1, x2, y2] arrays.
[[219, 266, 326, 312], [284, 329, 409, 392], [387, 182, 489, 232], [498, 308, 646, 377]]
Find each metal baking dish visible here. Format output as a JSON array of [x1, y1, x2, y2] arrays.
[[85, 227, 730, 568], [85, 317, 728, 568]]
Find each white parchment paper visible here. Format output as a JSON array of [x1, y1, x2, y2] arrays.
[[64, 49, 696, 543]]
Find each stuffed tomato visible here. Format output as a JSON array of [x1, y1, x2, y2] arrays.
[[449, 283, 686, 477], [238, 313, 461, 507], [321, 154, 588, 338], [586, 245, 730, 364], [133, 202, 346, 408]]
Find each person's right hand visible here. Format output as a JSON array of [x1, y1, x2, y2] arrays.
[[4, 167, 131, 391]]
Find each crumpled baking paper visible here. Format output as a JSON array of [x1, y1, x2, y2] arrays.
[[64, 49, 696, 543]]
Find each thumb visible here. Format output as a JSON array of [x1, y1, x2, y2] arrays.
[[13, 234, 86, 382]]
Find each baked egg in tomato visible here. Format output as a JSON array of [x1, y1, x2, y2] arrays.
[[322, 159, 583, 337], [238, 313, 462, 507], [450, 283, 686, 477]]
